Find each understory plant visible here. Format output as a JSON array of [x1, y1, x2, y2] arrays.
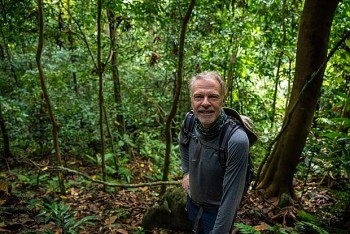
[[37, 200, 97, 234]]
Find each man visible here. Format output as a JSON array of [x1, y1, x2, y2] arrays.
[[179, 71, 249, 233]]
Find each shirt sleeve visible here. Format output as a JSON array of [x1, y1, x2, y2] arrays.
[[211, 128, 249, 234], [178, 127, 190, 175]]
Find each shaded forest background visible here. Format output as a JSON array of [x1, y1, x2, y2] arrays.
[[0, 0, 349, 233]]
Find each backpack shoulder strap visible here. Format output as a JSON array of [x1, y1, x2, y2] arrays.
[[219, 118, 241, 146], [218, 119, 241, 168], [180, 110, 196, 145]]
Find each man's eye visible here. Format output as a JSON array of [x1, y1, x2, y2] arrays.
[[193, 95, 203, 101], [209, 95, 219, 100]]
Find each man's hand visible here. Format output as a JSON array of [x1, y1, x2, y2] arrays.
[[182, 173, 189, 191]]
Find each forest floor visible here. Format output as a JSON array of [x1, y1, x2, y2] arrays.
[[0, 155, 349, 234]]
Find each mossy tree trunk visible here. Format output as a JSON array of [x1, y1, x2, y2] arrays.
[[257, 0, 340, 205]]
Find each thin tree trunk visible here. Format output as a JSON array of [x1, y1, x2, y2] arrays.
[[36, 0, 65, 195], [162, 0, 196, 194], [0, 101, 11, 163], [271, 0, 287, 127], [338, 86, 350, 134], [225, 53, 236, 102], [106, 9, 128, 171], [97, 0, 106, 190], [0, 0, 18, 84], [103, 105, 117, 170], [106, 9, 126, 139], [257, 0, 339, 204], [285, 55, 292, 110], [66, 0, 79, 95]]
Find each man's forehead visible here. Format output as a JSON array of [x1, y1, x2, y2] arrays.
[[193, 78, 220, 87], [192, 79, 221, 92]]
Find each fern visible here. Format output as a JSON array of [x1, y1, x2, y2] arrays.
[[268, 224, 289, 234], [294, 221, 329, 234], [297, 210, 320, 225], [38, 201, 97, 234], [234, 223, 259, 234]]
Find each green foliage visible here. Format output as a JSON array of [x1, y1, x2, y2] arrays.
[[138, 131, 167, 180], [267, 224, 290, 234], [37, 201, 97, 234], [328, 189, 350, 226], [296, 88, 349, 210], [297, 210, 320, 225], [0, 0, 349, 232], [235, 221, 331, 234], [116, 154, 133, 183], [294, 221, 329, 234], [84, 152, 118, 173], [234, 223, 259, 234]]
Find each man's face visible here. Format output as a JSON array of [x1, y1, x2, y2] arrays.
[[191, 78, 224, 128]]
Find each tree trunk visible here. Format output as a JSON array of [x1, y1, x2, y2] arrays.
[[106, 9, 126, 139], [162, 0, 196, 193], [338, 87, 350, 134], [0, 1, 18, 84], [97, 0, 106, 190], [66, 0, 79, 95], [271, 0, 286, 127], [225, 53, 236, 102], [36, 0, 66, 195], [0, 101, 11, 163], [257, 0, 339, 204]]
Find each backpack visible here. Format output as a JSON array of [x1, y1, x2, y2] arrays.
[[180, 107, 258, 197]]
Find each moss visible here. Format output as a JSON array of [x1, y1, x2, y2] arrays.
[[141, 187, 192, 231]]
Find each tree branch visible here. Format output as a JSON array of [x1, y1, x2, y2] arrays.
[[47, 166, 181, 188]]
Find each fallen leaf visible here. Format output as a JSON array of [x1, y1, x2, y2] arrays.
[[104, 216, 118, 225], [116, 228, 128, 234], [70, 187, 80, 196], [254, 221, 269, 231], [0, 180, 8, 193], [0, 199, 6, 205]]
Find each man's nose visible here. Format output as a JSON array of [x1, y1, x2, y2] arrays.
[[201, 96, 210, 106]]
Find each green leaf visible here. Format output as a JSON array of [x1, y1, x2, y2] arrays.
[[234, 223, 259, 234]]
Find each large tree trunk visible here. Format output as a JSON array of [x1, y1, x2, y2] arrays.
[[257, 0, 339, 204]]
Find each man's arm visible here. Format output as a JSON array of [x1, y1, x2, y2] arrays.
[[211, 128, 249, 234], [178, 131, 190, 191]]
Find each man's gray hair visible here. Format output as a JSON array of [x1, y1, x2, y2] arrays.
[[188, 71, 226, 96]]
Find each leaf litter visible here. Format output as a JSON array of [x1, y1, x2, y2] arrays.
[[0, 156, 349, 233]]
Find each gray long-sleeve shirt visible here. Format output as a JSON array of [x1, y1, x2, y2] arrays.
[[179, 122, 249, 234]]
